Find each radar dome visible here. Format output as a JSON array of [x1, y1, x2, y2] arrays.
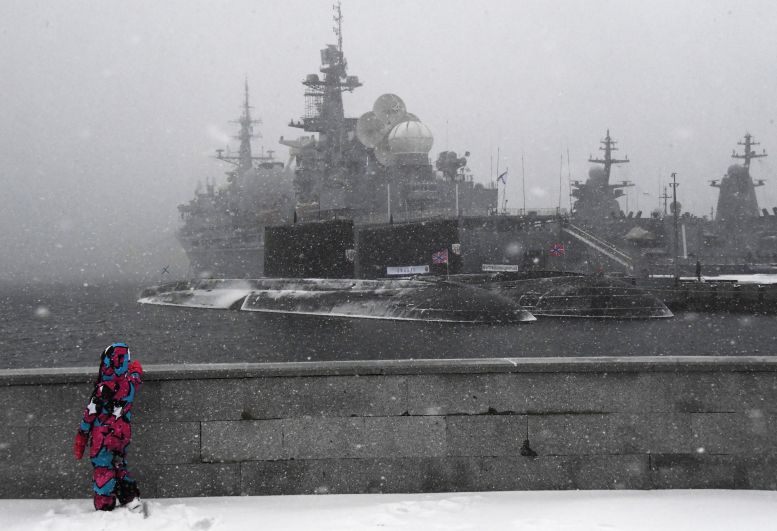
[[587, 166, 607, 185], [726, 165, 748, 178], [387, 120, 434, 154]]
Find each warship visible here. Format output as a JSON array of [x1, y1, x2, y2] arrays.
[[176, 81, 294, 278], [562, 130, 777, 277]]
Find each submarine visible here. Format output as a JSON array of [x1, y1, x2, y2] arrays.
[[454, 271, 673, 319], [138, 277, 536, 324]]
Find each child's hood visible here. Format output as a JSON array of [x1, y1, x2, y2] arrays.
[[99, 342, 132, 382]]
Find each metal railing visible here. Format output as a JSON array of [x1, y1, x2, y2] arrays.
[[493, 207, 569, 218], [563, 223, 634, 270]]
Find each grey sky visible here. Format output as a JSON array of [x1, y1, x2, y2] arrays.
[[2, 0, 777, 282]]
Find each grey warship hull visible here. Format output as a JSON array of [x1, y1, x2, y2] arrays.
[[178, 241, 264, 278]]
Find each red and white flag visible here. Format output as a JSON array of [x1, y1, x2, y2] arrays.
[[432, 249, 449, 264], [549, 243, 565, 256]]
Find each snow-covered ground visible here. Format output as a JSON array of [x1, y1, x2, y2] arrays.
[[3, 490, 777, 531]]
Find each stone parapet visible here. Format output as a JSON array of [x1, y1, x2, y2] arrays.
[[1, 356, 775, 498]]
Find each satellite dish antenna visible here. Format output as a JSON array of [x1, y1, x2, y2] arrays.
[[373, 94, 407, 128], [356, 111, 388, 148], [386, 111, 408, 129], [374, 138, 393, 167]]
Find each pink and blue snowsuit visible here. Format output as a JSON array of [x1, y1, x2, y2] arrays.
[[74, 343, 143, 511]]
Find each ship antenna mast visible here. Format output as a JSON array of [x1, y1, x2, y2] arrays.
[[659, 186, 671, 216], [216, 79, 267, 170], [588, 129, 629, 183], [333, 1, 343, 53], [732, 132, 767, 170], [244, 77, 250, 117]]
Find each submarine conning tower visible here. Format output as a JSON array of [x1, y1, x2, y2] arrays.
[[711, 133, 766, 224]]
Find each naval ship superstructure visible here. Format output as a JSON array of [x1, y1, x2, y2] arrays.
[[280, 3, 496, 225], [570, 130, 633, 223], [708, 133, 777, 262], [561, 131, 777, 276]]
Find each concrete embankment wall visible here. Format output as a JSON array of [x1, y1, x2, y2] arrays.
[[2, 357, 776, 499]]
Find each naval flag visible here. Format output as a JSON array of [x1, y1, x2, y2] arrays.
[[549, 243, 565, 256], [497, 170, 508, 184], [432, 249, 449, 264]]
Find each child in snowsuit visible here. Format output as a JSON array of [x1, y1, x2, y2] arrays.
[[73, 342, 143, 511]]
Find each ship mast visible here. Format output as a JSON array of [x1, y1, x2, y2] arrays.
[[216, 79, 267, 175], [570, 129, 633, 221], [588, 129, 630, 183], [334, 1, 343, 55], [289, 2, 361, 138], [286, 2, 363, 205], [732, 132, 767, 170], [711, 133, 767, 222]]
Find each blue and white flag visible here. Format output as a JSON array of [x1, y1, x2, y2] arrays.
[[497, 170, 508, 184]]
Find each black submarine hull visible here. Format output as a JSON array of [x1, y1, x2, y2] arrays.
[[138, 278, 536, 324], [453, 271, 673, 319]]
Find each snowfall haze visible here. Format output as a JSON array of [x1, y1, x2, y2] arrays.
[[2, 0, 777, 282]]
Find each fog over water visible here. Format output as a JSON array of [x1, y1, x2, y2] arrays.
[[2, 0, 777, 282]]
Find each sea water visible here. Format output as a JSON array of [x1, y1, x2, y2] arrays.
[[2, 282, 776, 370]]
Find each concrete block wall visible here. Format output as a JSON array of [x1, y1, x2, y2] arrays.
[[1, 357, 776, 498]]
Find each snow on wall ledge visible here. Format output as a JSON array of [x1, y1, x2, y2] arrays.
[[1, 356, 777, 498]]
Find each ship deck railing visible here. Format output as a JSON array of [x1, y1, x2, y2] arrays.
[[350, 207, 569, 225], [493, 207, 569, 218]]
